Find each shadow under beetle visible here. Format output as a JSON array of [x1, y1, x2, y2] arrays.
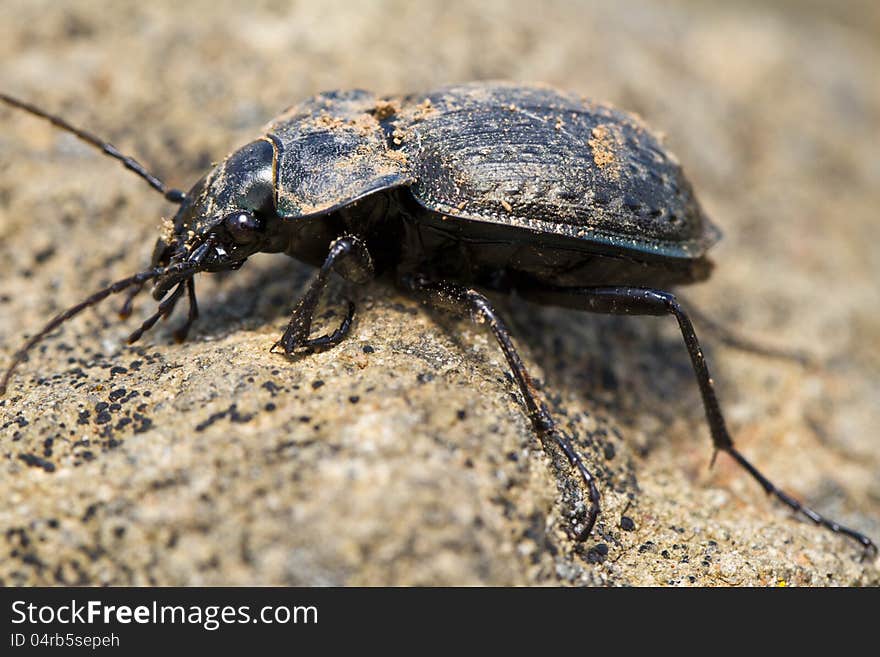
[[1, 83, 874, 555]]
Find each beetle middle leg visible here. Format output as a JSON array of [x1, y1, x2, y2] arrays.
[[400, 273, 600, 541], [273, 235, 373, 355], [520, 284, 877, 554]]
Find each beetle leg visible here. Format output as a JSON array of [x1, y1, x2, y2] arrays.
[[400, 273, 600, 542], [273, 235, 373, 355], [677, 295, 813, 366], [1, 264, 179, 396], [118, 282, 145, 320], [520, 284, 876, 555], [172, 278, 200, 343], [127, 281, 186, 344], [286, 301, 356, 351]]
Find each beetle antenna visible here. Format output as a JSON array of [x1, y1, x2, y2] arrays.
[[0, 92, 185, 204], [0, 263, 197, 396]]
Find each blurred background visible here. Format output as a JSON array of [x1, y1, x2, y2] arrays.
[[1, 1, 878, 585]]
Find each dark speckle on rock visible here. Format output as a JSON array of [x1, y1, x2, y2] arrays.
[[18, 453, 56, 473], [81, 504, 99, 522], [229, 405, 254, 424], [132, 414, 153, 434], [195, 404, 253, 432], [586, 543, 609, 564], [195, 409, 226, 433], [34, 246, 56, 264], [602, 442, 615, 460]]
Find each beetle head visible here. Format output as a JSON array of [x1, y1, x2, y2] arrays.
[[152, 138, 280, 298]]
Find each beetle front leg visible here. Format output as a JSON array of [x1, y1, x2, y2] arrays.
[[172, 278, 200, 343], [521, 284, 876, 555], [273, 235, 373, 355], [400, 273, 600, 542]]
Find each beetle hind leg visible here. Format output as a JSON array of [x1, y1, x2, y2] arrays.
[[519, 283, 876, 555], [401, 273, 600, 542], [273, 235, 373, 356]]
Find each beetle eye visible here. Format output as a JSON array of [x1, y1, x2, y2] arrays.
[[223, 211, 263, 244]]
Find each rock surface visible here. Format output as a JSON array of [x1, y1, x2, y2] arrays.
[[1, 0, 878, 585]]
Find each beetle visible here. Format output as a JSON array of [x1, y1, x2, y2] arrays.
[[0, 82, 874, 554]]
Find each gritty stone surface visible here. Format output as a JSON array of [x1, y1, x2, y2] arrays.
[[1, 0, 878, 586]]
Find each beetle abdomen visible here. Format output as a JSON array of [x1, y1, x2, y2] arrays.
[[393, 82, 719, 260]]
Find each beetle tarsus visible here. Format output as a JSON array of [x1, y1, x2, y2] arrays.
[[274, 236, 372, 356], [723, 446, 877, 557]]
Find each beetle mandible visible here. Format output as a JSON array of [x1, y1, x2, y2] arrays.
[[1, 83, 874, 554]]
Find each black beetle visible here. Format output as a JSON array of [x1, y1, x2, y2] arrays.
[[1, 82, 874, 554]]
